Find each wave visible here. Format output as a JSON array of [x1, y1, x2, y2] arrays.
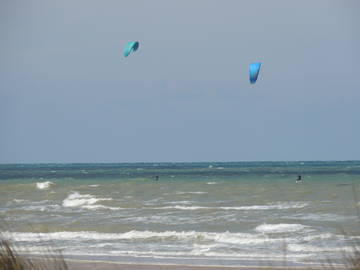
[[60, 249, 309, 260], [62, 192, 114, 210], [165, 201, 194, 205], [36, 181, 55, 190], [82, 205, 122, 210], [4, 230, 354, 263], [289, 213, 355, 221], [159, 206, 209, 210], [288, 243, 355, 253], [242, 202, 308, 210], [12, 199, 28, 204], [13, 245, 310, 261], [3, 230, 281, 245], [255, 223, 309, 233], [175, 191, 208, 194], [154, 202, 308, 211], [5, 230, 350, 248]]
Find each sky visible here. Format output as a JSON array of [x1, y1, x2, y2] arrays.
[[1, 0, 360, 163]]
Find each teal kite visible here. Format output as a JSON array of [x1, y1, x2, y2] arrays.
[[249, 62, 261, 84], [124, 41, 139, 57]]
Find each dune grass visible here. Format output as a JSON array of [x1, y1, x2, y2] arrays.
[[0, 238, 68, 270]]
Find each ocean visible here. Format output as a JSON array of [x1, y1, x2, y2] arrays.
[[1, 161, 360, 267]]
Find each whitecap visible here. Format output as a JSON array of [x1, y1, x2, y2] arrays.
[[175, 191, 207, 195], [82, 205, 122, 210], [290, 213, 353, 221], [235, 202, 308, 210], [255, 223, 309, 233], [3, 230, 281, 245], [62, 192, 112, 209], [36, 181, 55, 190], [166, 201, 194, 205], [288, 243, 354, 253], [13, 199, 28, 203], [159, 206, 209, 210], [153, 202, 308, 211]]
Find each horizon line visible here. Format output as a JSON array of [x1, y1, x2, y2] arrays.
[[0, 160, 359, 165]]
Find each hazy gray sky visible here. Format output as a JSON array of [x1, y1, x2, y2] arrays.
[[1, 0, 359, 163]]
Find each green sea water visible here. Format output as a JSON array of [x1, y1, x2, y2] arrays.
[[1, 161, 360, 266]]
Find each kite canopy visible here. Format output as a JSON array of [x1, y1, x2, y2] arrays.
[[124, 41, 139, 57], [249, 62, 261, 84]]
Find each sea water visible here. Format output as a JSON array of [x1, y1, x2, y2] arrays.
[[1, 161, 360, 266]]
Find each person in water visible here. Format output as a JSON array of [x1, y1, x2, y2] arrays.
[[155, 175, 159, 181], [296, 175, 302, 182]]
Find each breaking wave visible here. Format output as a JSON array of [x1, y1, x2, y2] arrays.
[[36, 181, 55, 190], [154, 202, 308, 211], [62, 192, 118, 210], [255, 223, 309, 233]]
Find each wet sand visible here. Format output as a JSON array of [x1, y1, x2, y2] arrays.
[[64, 259, 335, 270]]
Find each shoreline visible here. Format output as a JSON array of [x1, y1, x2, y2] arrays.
[[25, 256, 346, 270], [63, 258, 342, 270], [27, 254, 341, 268]]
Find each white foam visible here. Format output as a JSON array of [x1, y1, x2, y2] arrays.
[[207, 182, 217, 185], [21, 204, 61, 212], [82, 205, 121, 210], [166, 201, 194, 205], [175, 191, 208, 194], [36, 181, 55, 190], [58, 249, 309, 260], [62, 192, 112, 209], [154, 202, 308, 211], [13, 199, 28, 203], [255, 223, 309, 233], [160, 206, 208, 210], [291, 213, 353, 221], [288, 244, 354, 253], [236, 202, 308, 210], [3, 230, 281, 245], [4, 230, 355, 261], [89, 185, 99, 187], [302, 233, 338, 241]]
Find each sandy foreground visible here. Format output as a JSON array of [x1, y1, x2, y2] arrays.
[[63, 259, 339, 270]]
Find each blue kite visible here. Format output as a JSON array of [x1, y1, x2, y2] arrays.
[[249, 62, 261, 84], [124, 41, 139, 57]]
